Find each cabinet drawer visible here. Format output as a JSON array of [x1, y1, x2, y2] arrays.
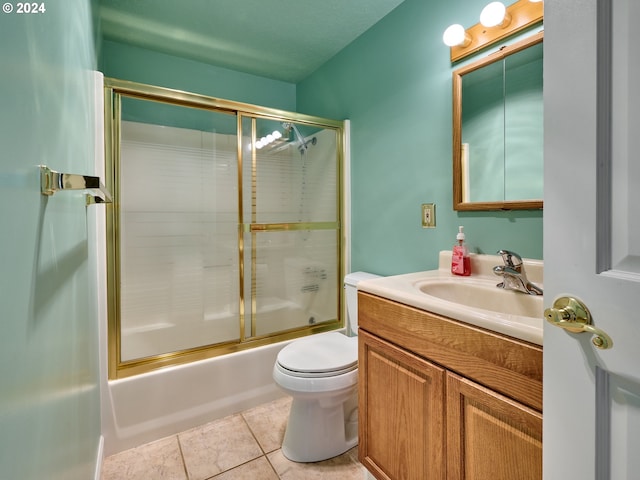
[[358, 292, 543, 411]]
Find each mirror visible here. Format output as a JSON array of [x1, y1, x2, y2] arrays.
[[453, 31, 543, 211]]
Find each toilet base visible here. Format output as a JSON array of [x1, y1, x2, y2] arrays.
[[281, 388, 358, 463]]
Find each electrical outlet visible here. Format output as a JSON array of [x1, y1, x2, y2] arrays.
[[422, 203, 436, 228]]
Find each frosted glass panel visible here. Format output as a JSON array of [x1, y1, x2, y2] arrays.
[[254, 121, 338, 224], [241, 118, 341, 339], [119, 103, 239, 361], [251, 230, 339, 337]]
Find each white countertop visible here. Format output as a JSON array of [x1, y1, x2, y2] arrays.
[[357, 251, 544, 346]]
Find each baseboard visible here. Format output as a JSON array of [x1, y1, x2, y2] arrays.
[[94, 435, 104, 480]]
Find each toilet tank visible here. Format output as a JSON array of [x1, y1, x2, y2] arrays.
[[344, 272, 381, 335]]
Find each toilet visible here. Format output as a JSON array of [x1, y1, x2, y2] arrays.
[[272, 271, 380, 463]]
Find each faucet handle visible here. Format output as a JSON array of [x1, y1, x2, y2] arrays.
[[497, 249, 523, 268]]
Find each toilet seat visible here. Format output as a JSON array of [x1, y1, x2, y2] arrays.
[[276, 332, 357, 378]]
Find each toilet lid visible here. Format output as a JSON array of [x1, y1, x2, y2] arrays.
[[277, 332, 357, 376]]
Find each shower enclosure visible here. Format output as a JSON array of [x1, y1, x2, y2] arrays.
[[104, 79, 345, 378]]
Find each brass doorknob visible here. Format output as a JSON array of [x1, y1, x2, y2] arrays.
[[544, 296, 613, 350]]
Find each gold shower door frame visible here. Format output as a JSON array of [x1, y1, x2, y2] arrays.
[[104, 78, 345, 379]]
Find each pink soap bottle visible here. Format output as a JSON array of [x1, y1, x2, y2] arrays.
[[451, 226, 471, 276]]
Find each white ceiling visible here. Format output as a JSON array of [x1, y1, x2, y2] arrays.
[[99, 0, 406, 83]]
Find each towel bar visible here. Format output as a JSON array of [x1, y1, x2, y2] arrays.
[[39, 165, 112, 205]]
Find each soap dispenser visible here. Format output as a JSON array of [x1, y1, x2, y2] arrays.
[[451, 226, 471, 276]]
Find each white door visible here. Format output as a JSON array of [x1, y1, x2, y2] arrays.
[[544, 0, 640, 479]]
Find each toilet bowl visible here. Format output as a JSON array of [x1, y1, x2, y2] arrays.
[[272, 271, 380, 463]]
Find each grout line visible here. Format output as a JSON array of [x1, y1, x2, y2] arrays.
[[239, 403, 285, 478], [206, 455, 281, 480], [175, 434, 190, 480], [240, 413, 268, 456], [265, 454, 281, 480]]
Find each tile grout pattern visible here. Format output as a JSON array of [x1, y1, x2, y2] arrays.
[[101, 396, 366, 480]]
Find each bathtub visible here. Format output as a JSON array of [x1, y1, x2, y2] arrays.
[[100, 338, 292, 456], [101, 306, 336, 456], [99, 303, 344, 456]]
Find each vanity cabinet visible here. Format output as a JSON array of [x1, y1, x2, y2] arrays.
[[358, 292, 542, 480], [359, 330, 446, 479]]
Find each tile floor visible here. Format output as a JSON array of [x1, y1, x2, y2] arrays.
[[101, 396, 367, 480]]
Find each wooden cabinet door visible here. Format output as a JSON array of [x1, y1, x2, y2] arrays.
[[446, 372, 542, 480], [359, 330, 445, 480]]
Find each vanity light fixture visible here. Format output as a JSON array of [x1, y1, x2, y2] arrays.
[[442, 24, 472, 47], [480, 2, 511, 28], [443, 0, 543, 62]]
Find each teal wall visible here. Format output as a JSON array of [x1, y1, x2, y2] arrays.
[[297, 0, 544, 275], [0, 1, 101, 478], [101, 40, 297, 111]]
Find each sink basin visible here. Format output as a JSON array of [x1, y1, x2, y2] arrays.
[[356, 252, 544, 345], [415, 278, 543, 319]]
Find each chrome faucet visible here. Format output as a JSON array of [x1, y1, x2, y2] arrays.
[[493, 250, 543, 295]]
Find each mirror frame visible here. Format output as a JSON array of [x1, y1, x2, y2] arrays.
[[452, 31, 544, 211]]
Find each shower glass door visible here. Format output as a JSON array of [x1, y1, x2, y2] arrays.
[[117, 97, 240, 362], [105, 79, 344, 378], [241, 117, 340, 340]]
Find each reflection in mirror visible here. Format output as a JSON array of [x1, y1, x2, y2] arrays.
[[453, 31, 543, 211]]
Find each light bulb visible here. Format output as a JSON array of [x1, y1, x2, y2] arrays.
[[480, 2, 507, 27], [443, 24, 469, 47], [272, 130, 282, 139]]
